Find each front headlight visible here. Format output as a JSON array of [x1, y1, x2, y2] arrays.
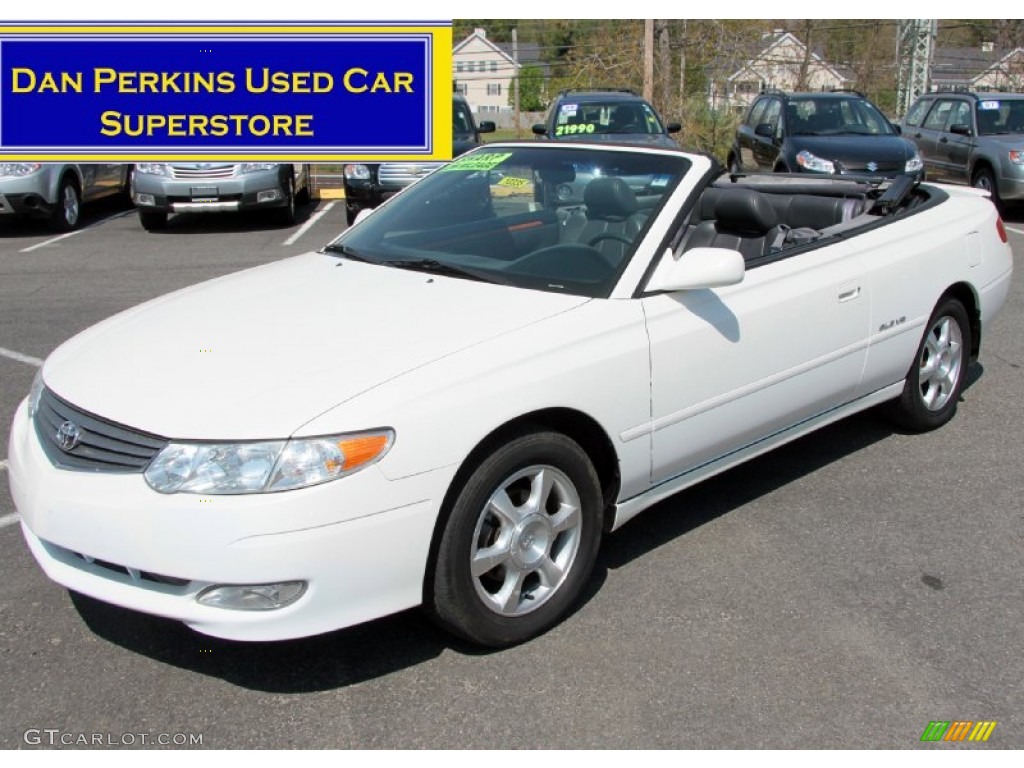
[[795, 150, 836, 174], [1009, 150, 1024, 165], [238, 163, 278, 174], [26, 370, 44, 419], [905, 154, 923, 173], [344, 164, 371, 180], [135, 163, 170, 176], [144, 430, 394, 494], [0, 162, 42, 178]]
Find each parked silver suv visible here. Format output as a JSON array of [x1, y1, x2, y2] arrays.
[[0, 163, 130, 230], [132, 163, 310, 230], [902, 91, 1024, 207]]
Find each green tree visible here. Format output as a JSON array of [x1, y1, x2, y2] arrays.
[[511, 65, 547, 111]]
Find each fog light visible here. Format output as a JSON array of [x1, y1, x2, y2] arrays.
[[134, 193, 156, 206], [197, 581, 307, 611], [257, 189, 281, 203]]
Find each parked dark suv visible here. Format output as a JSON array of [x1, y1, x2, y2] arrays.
[[728, 90, 922, 178], [533, 89, 681, 148], [901, 90, 1024, 208], [343, 94, 494, 225]]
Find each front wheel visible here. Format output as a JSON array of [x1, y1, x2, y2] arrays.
[[49, 178, 81, 231], [275, 176, 297, 226], [429, 430, 603, 647], [971, 167, 1001, 209], [888, 298, 971, 432]]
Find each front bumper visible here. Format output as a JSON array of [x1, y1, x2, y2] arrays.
[[995, 172, 1024, 201], [0, 174, 55, 217], [8, 401, 453, 641], [133, 170, 288, 215]]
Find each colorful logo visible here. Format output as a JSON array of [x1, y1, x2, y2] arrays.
[[921, 721, 997, 742]]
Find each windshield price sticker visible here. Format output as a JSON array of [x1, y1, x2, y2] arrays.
[[559, 103, 578, 116], [555, 123, 596, 136], [497, 176, 530, 188], [980, 100, 1001, 110], [441, 152, 513, 172]]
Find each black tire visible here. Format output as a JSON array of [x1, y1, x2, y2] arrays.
[[429, 430, 604, 647], [296, 165, 312, 205], [276, 176, 297, 226], [346, 205, 360, 227], [971, 166, 1001, 209], [888, 298, 971, 432], [728, 156, 742, 175], [49, 177, 81, 231], [138, 210, 168, 231]]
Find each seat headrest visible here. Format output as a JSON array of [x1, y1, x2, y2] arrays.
[[714, 189, 778, 235], [584, 177, 639, 220]]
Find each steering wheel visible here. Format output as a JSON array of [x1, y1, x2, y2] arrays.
[[587, 232, 634, 248]]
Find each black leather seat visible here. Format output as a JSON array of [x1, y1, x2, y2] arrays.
[[682, 188, 787, 260], [563, 177, 645, 265]]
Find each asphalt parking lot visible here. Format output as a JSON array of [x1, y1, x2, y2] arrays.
[[1, 196, 1021, 749]]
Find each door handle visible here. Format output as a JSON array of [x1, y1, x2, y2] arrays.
[[939, 136, 949, 143], [838, 286, 861, 303]]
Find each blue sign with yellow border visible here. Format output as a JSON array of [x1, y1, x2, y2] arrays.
[[0, 23, 453, 161]]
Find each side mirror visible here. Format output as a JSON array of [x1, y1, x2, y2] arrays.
[[645, 247, 745, 293], [477, 121, 496, 134], [891, 122, 903, 135], [754, 122, 775, 138], [949, 123, 972, 136], [665, 122, 682, 134], [532, 124, 548, 136]]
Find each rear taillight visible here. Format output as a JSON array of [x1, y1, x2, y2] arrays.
[[996, 216, 1008, 243]]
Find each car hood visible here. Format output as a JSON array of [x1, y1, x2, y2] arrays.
[[789, 135, 916, 163], [42, 253, 589, 439]]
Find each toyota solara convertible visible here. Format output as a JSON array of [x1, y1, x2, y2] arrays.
[[8, 143, 1013, 647]]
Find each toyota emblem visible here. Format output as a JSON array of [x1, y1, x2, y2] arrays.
[[56, 420, 81, 452]]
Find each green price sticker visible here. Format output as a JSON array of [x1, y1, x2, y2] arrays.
[[555, 123, 596, 137], [442, 152, 514, 172], [497, 176, 530, 188]]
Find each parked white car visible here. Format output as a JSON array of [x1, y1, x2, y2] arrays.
[[8, 143, 1013, 647]]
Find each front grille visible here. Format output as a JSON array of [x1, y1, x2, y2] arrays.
[[34, 388, 168, 473], [378, 162, 443, 187], [170, 166, 237, 180], [67, 550, 191, 587]]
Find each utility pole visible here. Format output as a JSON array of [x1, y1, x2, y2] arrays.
[[512, 27, 520, 138], [644, 19, 654, 101], [896, 19, 937, 118]]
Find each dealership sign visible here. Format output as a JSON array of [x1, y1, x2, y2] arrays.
[[0, 23, 453, 160]]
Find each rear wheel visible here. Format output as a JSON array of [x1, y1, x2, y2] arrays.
[[429, 430, 603, 647], [49, 177, 80, 231], [888, 298, 971, 432]]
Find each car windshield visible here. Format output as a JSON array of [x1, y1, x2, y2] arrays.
[[975, 98, 1024, 135], [330, 145, 691, 298], [553, 101, 665, 138], [786, 97, 895, 136], [454, 100, 475, 138]]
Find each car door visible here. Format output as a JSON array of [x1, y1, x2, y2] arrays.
[[752, 97, 783, 170], [915, 99, 956, 181], [643, 240, 869, 485], [736, 98, 768, 171], [935, 100, 973, 183]]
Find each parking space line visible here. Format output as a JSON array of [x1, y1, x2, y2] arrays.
[[18, 210, 136, 253], [0, 346, 43, 367], [1005, 225, 1024, 237], [283, 201, 335, 247], [0, 513, 21, 529]]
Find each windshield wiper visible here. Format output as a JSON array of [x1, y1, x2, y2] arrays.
[[385, 258, 504, 284], [322, 243, 376, 263]]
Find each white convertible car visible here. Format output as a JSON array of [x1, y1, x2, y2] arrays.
[[8, 143, 1013, 647]]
